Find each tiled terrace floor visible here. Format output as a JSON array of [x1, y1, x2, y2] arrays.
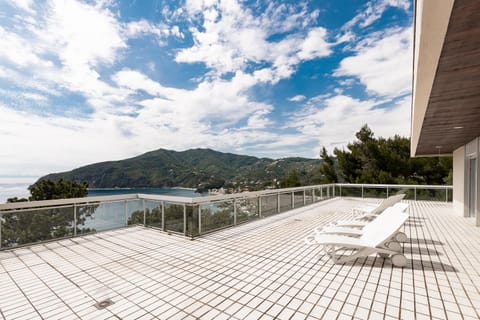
[[1, 198, 480, 320]]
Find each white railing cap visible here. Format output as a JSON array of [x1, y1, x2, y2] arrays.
[[0, 183, 451, 212]]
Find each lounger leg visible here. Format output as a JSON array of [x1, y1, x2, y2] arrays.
[[386, 241, 402, 252], [326, 246, 376, 264], [395, 232, 408, 242]]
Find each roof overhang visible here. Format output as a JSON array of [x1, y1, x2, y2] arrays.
[[411, 0, 480, 156]]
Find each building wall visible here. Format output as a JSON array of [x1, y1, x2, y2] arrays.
[[464, 137, 480, 226], [453, 146, 465, 216]]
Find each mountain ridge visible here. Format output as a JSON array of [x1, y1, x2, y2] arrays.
[[41, 148, 323, 190]]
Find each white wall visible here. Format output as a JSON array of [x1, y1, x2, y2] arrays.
[[462, 137, 480, 226], [453, 146, 465, 216]]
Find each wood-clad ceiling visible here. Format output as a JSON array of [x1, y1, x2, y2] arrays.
[[416, 0, 480, 155]]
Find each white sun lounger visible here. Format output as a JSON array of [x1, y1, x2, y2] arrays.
[[305, 206, 409, 267], [351, 193, 406, 218], [313, 203, 409, 242]]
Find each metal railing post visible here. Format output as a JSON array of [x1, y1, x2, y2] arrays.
[[321, 187, 323, 199], [233, 200, 237, 225], [332, 185, 335, 197], [339, 185, 342, 197], [198, 205, 202, 235], [277, 193, 281, 213], [312, 188, 316, 202], [446, 187, 448, 202], [161, 201, 165, 231], [0, 212, 2, 249], [386, 186, 389, 198], [303, 190, 306, 206], [361, 185, 364, 199], [183, 204, 187, 236], [414, 187, 417, 201], [73, 204, 77, 237], [258, 197, 262, 218], [291, 192, 295, 209], [143, 199, 146, 226], [125, 200, 128, 226]]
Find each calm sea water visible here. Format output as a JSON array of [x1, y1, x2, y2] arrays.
[[88, 188, 202, 198], [0, 178, 204, 233], [0, 176, 202, 203]]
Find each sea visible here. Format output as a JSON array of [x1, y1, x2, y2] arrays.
[[0, 177, 201, 203]]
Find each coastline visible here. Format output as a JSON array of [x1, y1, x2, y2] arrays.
[[87, 186, 196, 191], [87, 187, 202, 198]]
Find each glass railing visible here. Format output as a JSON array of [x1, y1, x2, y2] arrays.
[[0, 183, 451, 249]]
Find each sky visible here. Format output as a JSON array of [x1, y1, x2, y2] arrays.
[[0, 0, 413, 178]]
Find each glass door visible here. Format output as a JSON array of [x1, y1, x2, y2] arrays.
[[469, 158, 477, 217]]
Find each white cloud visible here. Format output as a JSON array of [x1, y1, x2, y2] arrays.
[[297, 27, 331, 60], [5, 0, 35, 14], [288, 95, 306, 102], [0, 26, 52, 68], [123, 20, 184, 44], [334, 27, 412, 97], [39, 0, 126, 68], [342, 0, 410, 31], [288, 94, 411, 152], [0, 0, 414, 176], [177, 0, 332, 79], [246, 110, 273, 129], [0, 103, 283, 176]]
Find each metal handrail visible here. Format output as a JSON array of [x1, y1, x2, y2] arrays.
[[0, 183, 453, 249], [0, 183, 452, 212]]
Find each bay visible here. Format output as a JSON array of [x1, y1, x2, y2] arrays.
[[0, 176, 203, 204], [88, 187, 202, 198]]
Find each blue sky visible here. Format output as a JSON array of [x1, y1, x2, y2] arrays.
[[0, 0, 413, 177]]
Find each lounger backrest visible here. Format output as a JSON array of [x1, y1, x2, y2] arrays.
[[360, 206, 409, 247], [393, 202, 409, 212], [370, 193, 406, 215]]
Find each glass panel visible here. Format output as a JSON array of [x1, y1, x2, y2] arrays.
[[1, 206, 74, 247], [339, 186, 362, 197], [387, 188, 411, 200], [144, 200, 162, 228], [164, 203, 185, 233], [305, 189, 314, 205], [126, 199, 143, 226], [279, 193, 292, 213], [313, 188, 323, 202], [294, 191, 304, 208], [261, 195, 277, 217], [79, 201, 125, 233], [236, 198, 259, 224], [470, 159, 477, 217], [415, 188, 447, 201], [186, 205, 199, 237], [201, 201, 234, 232], [363, 187, 388, 199]]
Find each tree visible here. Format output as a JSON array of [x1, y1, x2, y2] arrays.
[[6, 197, 28, 203], [330, 125, 452, 185], [2, 179, 92, 248], [279, 170, 301, 188], [319, 147, 338, 183], [28, 179, 88, 200]]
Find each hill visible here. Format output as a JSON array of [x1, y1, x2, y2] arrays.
[[41, 148, 323, 191]]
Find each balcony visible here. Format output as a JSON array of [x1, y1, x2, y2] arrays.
[[2, 184, 479, 319]]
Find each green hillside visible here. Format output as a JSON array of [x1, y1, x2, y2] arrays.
[[41, 148, 323, 190]]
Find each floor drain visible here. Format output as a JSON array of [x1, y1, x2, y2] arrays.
[[94, 299, 114, 310]]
